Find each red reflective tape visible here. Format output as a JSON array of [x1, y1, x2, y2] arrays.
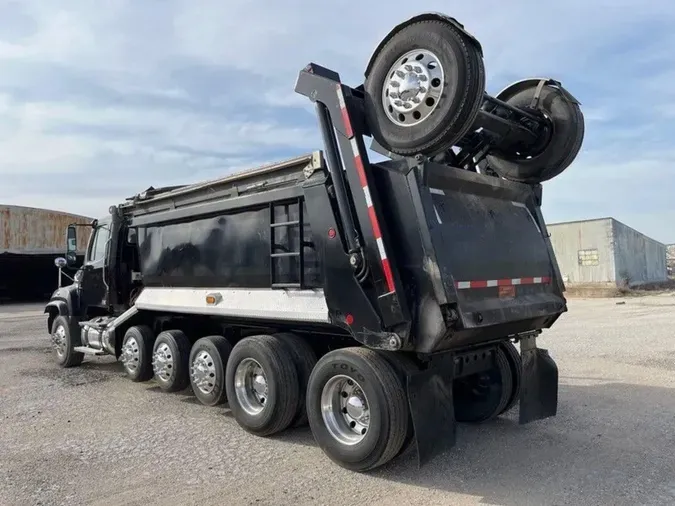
[[381, 258, 396, 293], [353, 154, 368, 187], [367, 206, 382, 238], [341, 108, 353, 138], [471, 280, 488, 289], [521, 277, 534, 285], [497, 279, 512, 286]]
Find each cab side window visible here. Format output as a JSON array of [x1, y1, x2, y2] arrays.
[[87, 226, 111, 263]]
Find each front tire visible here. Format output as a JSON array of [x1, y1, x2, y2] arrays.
[[306, 347, 409, 472], [225, 335, 300, 436], [189, 335, 233, 407], [51, 315, 84, 368], [364, 20, 485, 156], [152, 329, 191, 392]]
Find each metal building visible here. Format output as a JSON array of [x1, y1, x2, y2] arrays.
[[0, 205, 93, 301], [547, 217, 667, 287]]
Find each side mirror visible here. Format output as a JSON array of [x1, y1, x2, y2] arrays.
[[66, 225, 78, 267], [54, 257, 67, 269]]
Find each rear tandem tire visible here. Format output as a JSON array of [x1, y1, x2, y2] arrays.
[[152, 329, 192, 393], [273, 332, 318, 427], [498, 340, 522, 415], [453, 346, 513, 423], [189, 335, 233, 407], [51, 315, 84, 368], [225, 335, 300, 437], [120, 325, 155, 382], [306, 347, 409, 472]]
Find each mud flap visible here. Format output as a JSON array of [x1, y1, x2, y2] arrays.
[[407, 363, 456, 467], [518, 336, 559, 424]]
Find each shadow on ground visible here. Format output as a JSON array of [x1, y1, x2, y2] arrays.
[[273, 380, 675, 505]]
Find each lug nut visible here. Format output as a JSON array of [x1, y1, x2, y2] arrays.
[[419, 87, 427, 93], [403, 103, 412, 109], [413, 66, 422, 73], [394, 100, 403, 106], [412, 97, 421, 103], [390, 81, 400, 87], [389, 92, 399, 99], [404, 64, 413, 71], [395, 70, 405, 78], [419, 75, 428, 82]]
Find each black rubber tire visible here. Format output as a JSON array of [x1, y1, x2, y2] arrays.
[[376, 351, 419, 456], [453, 346, 513, 423], [273, 332, 317, 427], [189, 335, 233, 407], [498, 341, 522, 415], [486, 81, 585, 184], [121, 325, 155, 382], [364, 20, 485, 156], [152, 329, 191, 393], [51, 315, 84, 368], [225, 335, 300, 437], [307, 347, 409, 472]]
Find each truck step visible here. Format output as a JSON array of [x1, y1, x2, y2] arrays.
[[73, 346, 107, 355]]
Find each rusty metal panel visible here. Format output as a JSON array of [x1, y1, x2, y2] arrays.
[[0, 205, 93, 255]]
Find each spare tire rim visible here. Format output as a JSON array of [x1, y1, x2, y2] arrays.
[[382, 49, 444, 127], [320, 374, 370, 445], [234, 358, 268, 416]]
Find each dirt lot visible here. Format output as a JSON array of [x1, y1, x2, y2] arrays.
[[1, 297, 675, 506]]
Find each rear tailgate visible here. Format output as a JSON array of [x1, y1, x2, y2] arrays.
[[422, 164, 566, 332]]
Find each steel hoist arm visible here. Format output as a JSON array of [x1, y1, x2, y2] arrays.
[[295, 63, 408, 328]]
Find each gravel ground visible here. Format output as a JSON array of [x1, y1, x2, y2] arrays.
[[1, 296, 675, 506]]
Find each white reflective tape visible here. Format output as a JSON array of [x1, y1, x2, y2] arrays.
[[363, 186, 372, 207], [434, 205, 442, 224], [350, 137, 359, 157], [457, 281, 471, 289], [430, 188, 445, 195], [512, 278, 522, 285], [336, 86, 346, 108], [487, 280, 498, 287], [376, 237, 387, 259], [534, 277, 543, 283]]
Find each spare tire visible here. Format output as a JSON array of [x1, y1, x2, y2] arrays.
[[364, 20, 485, 156], [486, 79, 585, 184]]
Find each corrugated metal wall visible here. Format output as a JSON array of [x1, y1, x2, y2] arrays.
[[548, 218, 616, 284], [0, 205, 92, 255], [611, 219, 667, 285]]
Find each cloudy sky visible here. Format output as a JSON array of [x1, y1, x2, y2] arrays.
[[1, 0, 674, 243]]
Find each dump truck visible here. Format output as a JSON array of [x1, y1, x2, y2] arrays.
[[44, 12, 585, 472]]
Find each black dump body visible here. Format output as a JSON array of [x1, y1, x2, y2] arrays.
[[119, 64, 567, 357]]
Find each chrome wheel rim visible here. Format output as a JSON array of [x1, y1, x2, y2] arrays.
[[120, 336, 140, 373], [320, 375, 370, 445], [234, 358, 268, 416], [152, 342, 174, 382], [52, 324, 67, 358], [382, 49, 445, 127], [191, 350, 217, 395]]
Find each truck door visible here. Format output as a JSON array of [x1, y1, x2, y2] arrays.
[[79, 219, 112, 310]]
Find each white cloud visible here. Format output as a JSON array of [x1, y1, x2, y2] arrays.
[[0, 1, 673, 243]]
